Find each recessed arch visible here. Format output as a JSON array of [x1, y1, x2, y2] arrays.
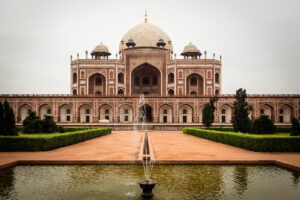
[[88, 73, 106, 95], [59, 104, 73, 123], [259, 104, 274, 121], [119, 104, 133, 123], [168, 73, 174, 83], [131, 63, 161, 95], [18, 104, 33, 122], [79, 104, 93, 123], [219, 104, 233, 123], [279, 104, 293, 123], [186, 73, 204, 95], [39, 104, 52, 119], [73, 72, 77, 84], [179, 104, 193, 123], [99, 104, 113, 122], [138, 104, 153, 122], [118, 72, 124, 84], [159, 104, 173, 123]]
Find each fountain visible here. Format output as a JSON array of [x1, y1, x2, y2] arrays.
[[135, 94, 156, 198]]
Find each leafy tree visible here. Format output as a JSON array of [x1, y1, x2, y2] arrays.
[[23, 111, 44, 133], [0, 100, 17, 136], [0, 102, 3, 134], [42, 115, 57, 133], [232, 88, 252, 133], [202, 96, 218, 128], [251, 115, 276, 134], [291, 118, 300, 136]]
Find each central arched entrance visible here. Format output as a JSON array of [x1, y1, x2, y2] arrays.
[[131, 63, 161, 95], [138, 104, 152, 122]]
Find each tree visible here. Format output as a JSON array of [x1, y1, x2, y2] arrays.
[[291, 118, 300, 136], [42, 115, 57, 133], [202, 96, 218, 128], [0, 100, 17, 136], [232, 88, 252, 133], [23, 111, 44, 133]]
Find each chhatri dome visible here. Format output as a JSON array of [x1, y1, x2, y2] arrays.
[[119, 11, 173, 53]]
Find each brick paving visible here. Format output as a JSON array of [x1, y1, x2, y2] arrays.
[[1, 131, 300, 171]]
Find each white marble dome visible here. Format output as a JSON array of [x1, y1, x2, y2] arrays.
[[119, 22, 173, 53]]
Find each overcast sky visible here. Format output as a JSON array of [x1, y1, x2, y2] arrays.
[[0, 0, 299, 94]]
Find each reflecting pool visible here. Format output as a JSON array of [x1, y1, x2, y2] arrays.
[[0, 165, 299, 200]]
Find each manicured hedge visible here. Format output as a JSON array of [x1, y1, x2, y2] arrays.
[[183, 128, 300, 152], [208, 126, 292, 133], [15, 126, 89, 133], [0, 128, 112, 152]]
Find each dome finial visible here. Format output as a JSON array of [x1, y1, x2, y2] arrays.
[[145, 10, 148, 23]]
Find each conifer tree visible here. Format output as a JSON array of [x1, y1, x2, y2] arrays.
[[0, 102, 4, 134], [202, 96, 218, 128], [232, 88, 252, 133], [1, 100, 17, 136]]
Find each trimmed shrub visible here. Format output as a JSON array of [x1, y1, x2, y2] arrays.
[[0, 128, 112, 151], [251, 115, 276, 134], [42, 116, 57, 133], [291, 118, 300, 136], [183, 128, 300, 152]]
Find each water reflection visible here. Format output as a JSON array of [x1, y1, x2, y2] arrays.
[[233, 166, 248, 195], [0, 165, 299, 200]]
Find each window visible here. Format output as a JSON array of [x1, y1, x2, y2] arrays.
[[73, 89, 77, 95], [280, 109, 283, 114], [168, 73, 174, 83], [95, 91, 101, 95], [190, 77, 197, 86], [125, 116, 129, 122], [163, 116, 167, 123], [163, 109, 168, 114], [86, 109, 90, 114], [124, 109, 128, 114], [142, 77, 150, 85], [118, 73, 124, 84], [73, 73, 77, 84], [105, 109, 109, 114], [66, 116, 71, 121], [222, 116, 226, 123], [183, 109, 187, 114], [191, 91, 197, 95], [221, 109, 226, 114], [152, 76, 158, 86], [260, 109, 264, 115], [215, 73, 219, 83], [67, 109, 71, 114], [215, 89, 219, 95], [95, 78, 102, 86], [279, 116, 283, 123], [47, 109, 51, 114], [168, 89, 174, 95], [183, 116, 187, 123], [118, 89, 124, 94], [105, 116, 109, 120], [135, 77, 140, 85]]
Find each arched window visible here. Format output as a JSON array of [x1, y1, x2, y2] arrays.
[[66, 109, 71, 114], [95, 78, 102, 86], [168, 89, 174, 95], [124, 109, 128, 114], [191, 91, 197, 95], [142, 77, 150, 85], [221, 109, 226, 114], [215, 73, 220, 84], [105, 109, 109, 114], [168, 73, 174, 83], [260, 109, 265, 115], [279, 109, 283, 114], [116, 89, 122, 95], [152, 76, 158, 86], [163, 109, 168, 114], [73, 89, 77, 95], [215, 89, 219, 95], [47, 109, 51, 114], [190, 77, 197, 86], [135, 77, 140, 86], [118, 73, 124, 84], [183, 109, 187, 114], [73, 73, 77, 84], [86, 109, 90, 114]]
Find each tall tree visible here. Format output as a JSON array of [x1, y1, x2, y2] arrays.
[[0, 102, 4, 134], [2, 100, 17, 136], [232, 88, 252, 133], [202, 96, 218, 128]]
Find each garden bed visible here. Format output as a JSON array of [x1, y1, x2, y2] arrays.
[[183, 128, 300, 152], [0, 127, 112, 152]]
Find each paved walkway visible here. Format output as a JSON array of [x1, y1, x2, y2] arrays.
[[1, 131, 300, 171]]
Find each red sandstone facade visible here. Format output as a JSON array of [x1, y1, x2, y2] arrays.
[[1, 20, 299, 128]]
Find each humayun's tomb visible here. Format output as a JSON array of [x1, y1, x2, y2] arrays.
[[1, 16, 300, 130]]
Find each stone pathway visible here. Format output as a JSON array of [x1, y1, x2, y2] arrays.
[[1, 131, 300, 171]]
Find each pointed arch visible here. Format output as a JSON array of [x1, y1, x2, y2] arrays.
[[159, 104, 173, 123], [179, 104, 193, 123]]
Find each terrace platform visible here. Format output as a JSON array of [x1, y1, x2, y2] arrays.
[[0, 131, 300, 172]]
